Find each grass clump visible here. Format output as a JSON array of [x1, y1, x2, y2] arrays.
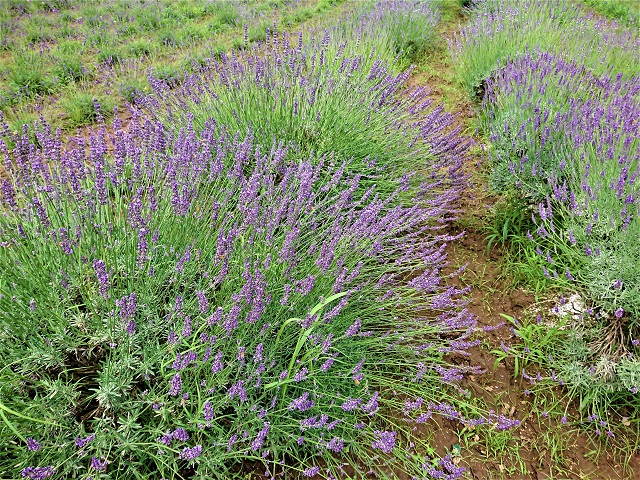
[[498, 313, 640, 445], [53, 55, 93, 84], [60, 94, 114, 127], [581, 0, 639, 28], [126, 39, 152, 57], [7, 52, 53, 98], [150, 65, 183, 88], [96, 47, 122, 66], [118, 80, 147, 104]]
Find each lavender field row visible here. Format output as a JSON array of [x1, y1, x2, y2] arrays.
[[454, 0, 640, 437], [0, 1, 499, 479]]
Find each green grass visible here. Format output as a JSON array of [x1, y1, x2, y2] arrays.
[[118, 79, 148, 103], [494, 312, 640, 470], [53, 55, 93, 85], [60, 93, 114, 127], [7, 52, 53, 97], [581, 0, 640, 27], [126, 39, 153, 58]]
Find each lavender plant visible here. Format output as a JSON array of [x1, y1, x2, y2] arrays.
[[333, 0, 441, 69], [479, 49, 640, 400], [451, 0, 640, 98], [0, 113, 485, 478], [141, 28, 468, 200]]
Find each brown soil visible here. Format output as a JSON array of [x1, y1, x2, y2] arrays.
[[411, 8, 640, 480]]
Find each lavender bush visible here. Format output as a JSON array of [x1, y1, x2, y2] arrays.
[[140, 27, 468, 200], [451, 0, 639, 98], [477, 50, 639, 400], [333, 0, 441, 69], [0, 111, 486, 478]]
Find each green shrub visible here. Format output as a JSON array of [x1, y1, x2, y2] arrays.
[[282, 7, 314, 26], [156, 29, 178, 47], [581, 0, 639, 28], [119, 79, 148, 103], [5, 0, 34, 14], [176, 25, 207, 45], [55, 39, 85, 55], [37, 0, 72, 11], [150, 65, 182, 87], [135, 8, 162, 30], [57, 24, 76, 39], [247, 23, 268, 44], [117, 23, 139, 37], [126, 39, 152, 57], [24, 25, 53, 44], [97, 47, 122, 66], [215, 1, 239, 25]]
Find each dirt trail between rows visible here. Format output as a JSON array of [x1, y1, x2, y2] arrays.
[[414, 8, 640, 480]]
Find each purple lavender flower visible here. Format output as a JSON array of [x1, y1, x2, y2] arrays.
[[195, 290, 209, 313], [371, 430, 396, 453], [227, 434, 238, 452], [75, 434, 95, 448], [289, 392, 314, 412], [211, 352, 224, 374], [361, 391, 379, 414], [172, 350, 198, 371], [251, 422, 270, 451], [320, 357, 335, 372], [325, 437, 345, 453], [125, 319, 136, 335], [422, 454, 466, 480], [90, 457, 108, 472], [303, 466, 320, 477], [92, 259, 110, 298], [26, 438, 42, 451], [168, 373, 182, 396], [21, 466, 56, 479], [294, 368, 308, 382], [181, 316, 192, 338], [116, 292, 137, 321], [253, 343, 263, 363], [172, 428, 189, 442], [341, 397, 363, 412], [178, 445, 202, 460], [228, 381, 248, 402], [344, 318, 361, 337], [203, 400, 214, 421]]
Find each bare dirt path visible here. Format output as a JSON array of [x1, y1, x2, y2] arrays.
[[412, 5, 640, 479]]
